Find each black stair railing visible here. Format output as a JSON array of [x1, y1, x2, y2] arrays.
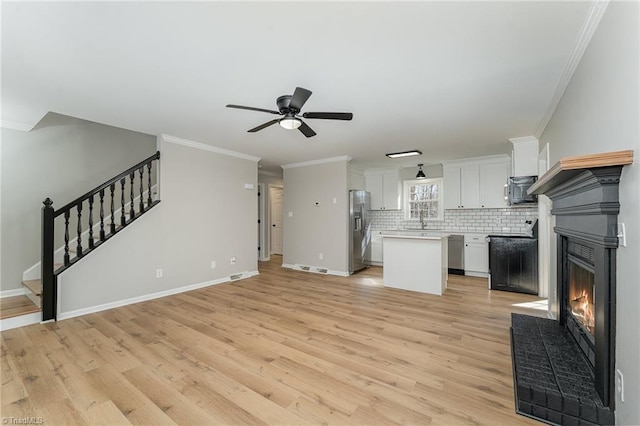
[[41, 151, 160, 321]]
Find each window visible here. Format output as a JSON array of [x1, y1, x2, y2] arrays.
[[403, 178, 443, 221]]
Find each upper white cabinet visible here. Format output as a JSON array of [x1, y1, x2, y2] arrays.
[[510, 136, 539, 177], [364, 169, 401, 210], [443, 155, 510, 209], [479, 162, 510, 208], [444, 165, 480, 209]]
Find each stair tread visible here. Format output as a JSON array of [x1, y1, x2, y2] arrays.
[[0, 295, 40, 319], [22, 279, 42, 295]]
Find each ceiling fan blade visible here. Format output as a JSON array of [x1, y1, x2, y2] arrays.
[[248, 119, 280, 133], [298, 121, 316, 138], [226, 104, 280, 115], [289, 87, 312, 111], [302, 112, 353, 121]]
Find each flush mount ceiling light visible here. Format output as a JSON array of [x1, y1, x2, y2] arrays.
[[386, 150, 422, 159], [416, 164, 426, 179], [279, 116, 302, 130]]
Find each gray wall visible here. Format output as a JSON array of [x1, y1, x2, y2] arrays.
[[540, 2, 639, 423], [283, 159, 349, 274], [58, 136, 258, 314], [1, 113, 157, 292]]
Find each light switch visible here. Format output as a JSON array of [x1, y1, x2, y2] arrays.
[[288, 211, 293, 217], [244, 183, 254, 190]]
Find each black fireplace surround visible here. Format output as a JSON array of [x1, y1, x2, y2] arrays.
[[511, 166, 623, 425]]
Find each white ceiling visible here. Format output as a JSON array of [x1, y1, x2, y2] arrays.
[[1, 1, 596, 174]]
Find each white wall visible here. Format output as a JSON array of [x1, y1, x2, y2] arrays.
[[57, 136, 259, 316], [0, 113, 157, 292], [282, 158, 349, 274], [540, 2, 639, 423]]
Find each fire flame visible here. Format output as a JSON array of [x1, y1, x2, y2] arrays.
[[571, 290, 595, 334]]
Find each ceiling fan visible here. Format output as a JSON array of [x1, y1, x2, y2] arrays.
[[226, 87, 353, 138]]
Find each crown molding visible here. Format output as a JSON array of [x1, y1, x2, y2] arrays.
[[258, 170, 282, 178], [509, 135, 539, 146], [0, 120, 33, 132], [535, 0, 610, 138], [160, 134, 260, 162], [441, 154, 511, 167], [281, 155, 352, 169]]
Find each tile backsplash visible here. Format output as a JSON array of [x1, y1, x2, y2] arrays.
[[369, 207, 538, 235]]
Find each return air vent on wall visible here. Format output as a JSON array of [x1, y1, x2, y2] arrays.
[[230, 273, 242, 280], [315, 268, 328, 274]]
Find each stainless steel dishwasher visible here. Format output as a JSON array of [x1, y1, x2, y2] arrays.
[[448, 235, 464, 275]]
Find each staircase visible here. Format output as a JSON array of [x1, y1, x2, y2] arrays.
[[0, 151, 161, 325]]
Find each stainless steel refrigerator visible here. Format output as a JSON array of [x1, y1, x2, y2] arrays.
[[349, 190, 371, 274]]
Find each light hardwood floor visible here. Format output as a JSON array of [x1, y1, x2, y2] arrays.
[[1, 257, 546, 425]]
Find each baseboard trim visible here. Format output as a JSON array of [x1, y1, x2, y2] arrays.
[[465, 271, 488, 278], [0, 288, 27, 298], [0, 312, 41, 331], [57, 270, 259, 322], [282, 263, 349, 277]]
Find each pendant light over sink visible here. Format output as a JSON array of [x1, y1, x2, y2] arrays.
[[416, 164, 426, 179]]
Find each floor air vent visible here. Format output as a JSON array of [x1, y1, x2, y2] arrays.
[[300, 266, 310, 271], [230, 273, 242, 280], [316, 268, 328, 274]]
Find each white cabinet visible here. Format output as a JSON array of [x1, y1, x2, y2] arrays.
[[364, 169, 401, 210], [479, 162, 509, 208], [461, 165, 481, 208], [443, 166, 461, 210], [510, 136, 539, 176], [370, 231, 384, 264], [443, 165, 480, 209], [464, 234, 488, 277], [443, 156, 509, 209]]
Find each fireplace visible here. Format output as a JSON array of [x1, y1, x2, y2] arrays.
[[559, 233, 616, 408], [509, 150, 633, 426], [568, 257, 595, 338]]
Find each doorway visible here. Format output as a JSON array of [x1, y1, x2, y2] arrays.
[[269, 186, 284, 255]]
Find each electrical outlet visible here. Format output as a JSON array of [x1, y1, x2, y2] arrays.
[[156, 269, 163, 278], [210, 260, 216, 269], [319, 253, 323, 260], [616, 369, 624, 402], [230, 256, 236, 265]]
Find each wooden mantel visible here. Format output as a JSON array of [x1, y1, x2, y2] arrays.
[[528, 150, 634, 195]]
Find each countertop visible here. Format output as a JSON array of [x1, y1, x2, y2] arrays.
[[375, 229, 532, 238], [381, 232, 449, 240]]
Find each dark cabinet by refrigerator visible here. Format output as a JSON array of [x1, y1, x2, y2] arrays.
[[489, 236, 538, 295]]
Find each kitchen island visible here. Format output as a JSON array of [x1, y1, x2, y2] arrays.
[[382, 232, 449, 296]]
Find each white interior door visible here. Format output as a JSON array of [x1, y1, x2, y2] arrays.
[[270, 186, 284, 255]]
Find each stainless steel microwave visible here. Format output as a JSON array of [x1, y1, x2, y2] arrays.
[[507, 176, 538, 205]]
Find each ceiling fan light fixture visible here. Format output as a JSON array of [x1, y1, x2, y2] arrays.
[[386, 150, 423, 159], [279, 117, 302, 130], [416, 164, 427, 179]]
